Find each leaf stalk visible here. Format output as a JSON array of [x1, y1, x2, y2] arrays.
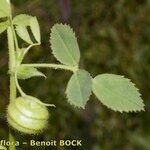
[[21, 63, 78, 72]]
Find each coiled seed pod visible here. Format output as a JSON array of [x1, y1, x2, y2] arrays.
[[7, 96, 49, 134]]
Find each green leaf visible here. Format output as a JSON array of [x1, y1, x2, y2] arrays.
[[0, 20, 9, 34], [16, 25, 32, 44], [66, 69, 92, 108], [0, 0, 10, 18], [17, 66, 46, 80], [50, 23, 80, 66], [92, 74, 145, 112], [16, 48, 26, 63], [30, 17, 41, 43], [13, 14, 33, 26]]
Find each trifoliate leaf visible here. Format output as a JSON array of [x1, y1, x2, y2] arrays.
[[30, 17, 41, 43], [16, 25, 32, 44], [0, 0, 10, 18], [66, 69, 92, 108], [13, 14, 33, 26], [0, 20, 9, 34], [92, 74, 145, 112], [50, 23, 80, 66], [17, 66, 46, 80]]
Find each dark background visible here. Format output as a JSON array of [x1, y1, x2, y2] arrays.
[[0, 0, 150, 149]]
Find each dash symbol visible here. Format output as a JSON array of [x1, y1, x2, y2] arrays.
[[23, 142, 27, 145]]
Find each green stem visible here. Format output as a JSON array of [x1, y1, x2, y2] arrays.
[[21, 63, 78, 72], [12, 23, 19, 51], [7, 1, 16, 150], [15, 71, 26, 97], [8, 28, 16, 150], [9, 132, 16, 150], [7, 26, 16, 103]]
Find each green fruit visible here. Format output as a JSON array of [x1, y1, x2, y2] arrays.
[[7, 96, 49, 134]]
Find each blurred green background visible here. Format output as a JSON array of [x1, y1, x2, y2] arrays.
[[0, 0, 150, 149]]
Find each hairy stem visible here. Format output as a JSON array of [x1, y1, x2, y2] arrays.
[[12, 23, 19, 51], [21, 63, 78, 72], [8, 26, 16, 103], [15, 71, 26, 97], [7, 1, 16, 150], [9, 132, 16, 150]]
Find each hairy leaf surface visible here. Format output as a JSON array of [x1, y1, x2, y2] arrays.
[[66, 69, 92, 108], [0, 20, 9, 34], [50, 24, 80, 66], [17, 66, 46, 80], [0, 0, 10, 18], [16, 25, 32, 44], [13, 14, 33, 26], [92, 74, 145, 112], [30, 17, 41, 43]]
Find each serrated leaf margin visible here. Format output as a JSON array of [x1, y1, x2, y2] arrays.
[[66, 69, 92, 109], [92, 74, 145, 113], [50, 23, 80, 66]]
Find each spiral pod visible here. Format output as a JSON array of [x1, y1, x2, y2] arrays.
[[7, 96, 49, 134]]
